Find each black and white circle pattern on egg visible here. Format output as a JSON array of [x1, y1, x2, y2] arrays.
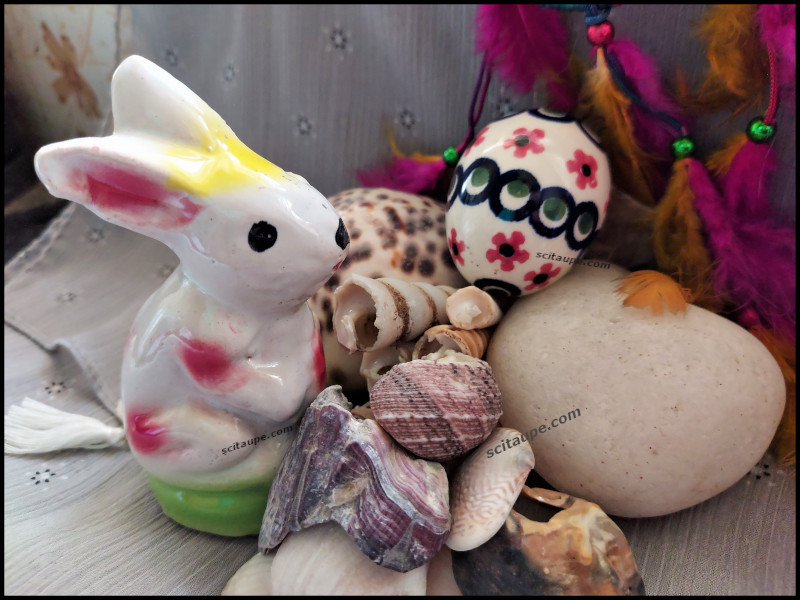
[[445, 110, 611, 297]]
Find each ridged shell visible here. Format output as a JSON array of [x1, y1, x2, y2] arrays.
[[412, 324, 491, 360], [272, 523, 428, 595], [333, 274, 456, 352], [451, 487, 646, 595], [446, 427, 535, 552], [445, 285, 504, 330], [259, 385, 451, 573], [370, 357, 503, 461]]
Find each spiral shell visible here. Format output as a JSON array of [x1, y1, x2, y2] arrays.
[[370, 356, 503, 461], [445, 286, 504, 330], [412, 324, 491, 361], [360, 341, 415, 391], [333, 274, 456, 352], [446, 427, 535, 552]]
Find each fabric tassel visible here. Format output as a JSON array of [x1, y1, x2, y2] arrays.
[[676, 4, 770, 116], [755, 4, 796, 109], [4, 398, 126, 454], [475, 4, 576, 112], [603, 39, 693, 196], [750, 327, 796, 467], [580, 47, 659, 206], [652, 156, 725, 312]]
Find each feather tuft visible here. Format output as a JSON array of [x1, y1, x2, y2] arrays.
[[652, 157, 725, 312], [475, 4, 576, 112], [356, 156, 447, 196], [755, 4, 796, 108], [706, 132, 775, 219], [579, 47, 659, 205], [605, 40, 693, 172], [616, 270, 691, 315], [677, 4, 770, 116]]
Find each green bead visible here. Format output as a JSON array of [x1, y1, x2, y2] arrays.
[[443, 146, 459, 166], [746, 117, 776, 143], [671, 136, 695, 159]]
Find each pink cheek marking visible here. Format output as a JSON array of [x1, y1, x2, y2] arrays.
[[81, 164, 202, 229], [178, 337, 248, 393], [127, 412, 168, 454], [312, 326, 326, 391]]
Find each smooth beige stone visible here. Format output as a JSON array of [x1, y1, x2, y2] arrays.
[[486, 264, 785, 518]]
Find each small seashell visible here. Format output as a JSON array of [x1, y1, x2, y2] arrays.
[[446, 427, 535, 552], [412, 324, 491, 361], [370, 356, 503, 461], [351, 401, 375, 421], [445, 286, 504, 330], [272, 522, 428, 595], [333, 274, 456, 352], [221, 552, 275, 596], [259, 385, 451, 573], [451, 487, 646, 595], [360, 341, 415, 391]]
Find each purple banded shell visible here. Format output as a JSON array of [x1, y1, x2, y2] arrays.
[[451, 487, 645, 595], [370, 356, 503, 461], [446, 427, 535, 552], [259, 385, 451, 573]]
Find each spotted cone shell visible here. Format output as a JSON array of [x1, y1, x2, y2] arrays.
[[370, 357, 503, 461]]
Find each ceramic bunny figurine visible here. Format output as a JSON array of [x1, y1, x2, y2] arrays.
[[34, 55, 350, 536]]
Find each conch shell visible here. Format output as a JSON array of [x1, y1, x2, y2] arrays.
[[412, 324, 491, 360], [451, 486, 646, 595], [445, 285, 503, 330], [333, 274, 455, 352]]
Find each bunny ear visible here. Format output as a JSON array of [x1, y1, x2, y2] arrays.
[[111, 55, 221, 149], [34, 136, 205, 233]]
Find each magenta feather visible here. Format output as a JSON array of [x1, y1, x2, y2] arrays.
[[716, 137, 777, 220], [756, 4, 796, 108], [603, 39, 693, 170], [475, 4, 575, 112], [690, 158, 796, 342], [356, 157, 446, 195]]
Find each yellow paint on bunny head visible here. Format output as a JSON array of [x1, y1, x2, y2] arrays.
[[162, 107, 284, 197]]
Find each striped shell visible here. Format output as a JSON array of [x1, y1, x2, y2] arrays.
[[370, 357, 503, 461], [446, 427, 535, 552], [412, 324, 491, 360]]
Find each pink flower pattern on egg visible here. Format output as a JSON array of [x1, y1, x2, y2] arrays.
[[523, 262, 562, 290], [503, 127, 545, 158], [567, 149, 598, 190], [486, 231, 529, 272], [463, 126, 490, 158], [449, 228, 466, 266]]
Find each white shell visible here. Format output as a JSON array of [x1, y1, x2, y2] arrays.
[[445, 285, 504, 330], [221, 553, 274, 596], [271, 522, 428, 595], [446, 427, 535, 552], [360, 342, 415, 391]]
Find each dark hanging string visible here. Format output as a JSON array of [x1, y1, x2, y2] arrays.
[[457, 53, 493, 154]]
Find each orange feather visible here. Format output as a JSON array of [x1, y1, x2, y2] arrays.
[[615, 270, 692, 315]]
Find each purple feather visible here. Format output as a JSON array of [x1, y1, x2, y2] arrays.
[[604, 39, 693, 169], [356, 157, 446, 195], [690, 159, 796, 342], [475, 4, 575, 112], [756, 4, 796, 108], [716, 138, 777, 220]]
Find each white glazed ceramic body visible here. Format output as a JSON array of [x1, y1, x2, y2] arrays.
[[34, 56, 349, 526], [445, 109, 611, 297]]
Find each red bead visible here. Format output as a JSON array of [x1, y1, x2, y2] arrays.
[[587, 21, 614, 46]]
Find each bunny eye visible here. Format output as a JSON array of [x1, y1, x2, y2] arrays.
[[248, 221, 278, 252]]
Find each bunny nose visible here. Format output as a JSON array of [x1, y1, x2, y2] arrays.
[[335, 218, 349, 250]]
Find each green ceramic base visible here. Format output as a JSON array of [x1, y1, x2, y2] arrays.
[[147, 474, 270, 537]]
